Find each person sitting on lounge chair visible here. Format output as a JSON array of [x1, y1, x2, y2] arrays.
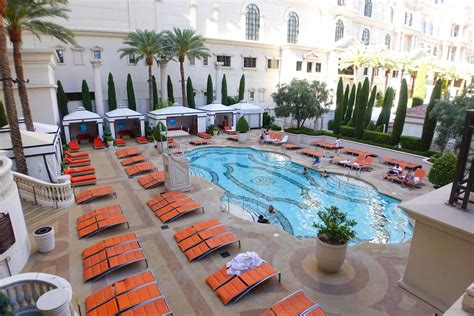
[[312, 156, 321, 165], [321, 169, 329, 177], [259, 130, 266, 144], [263, 131, 272, 143], [401, 170, 414, 187], [257, 215, 270, 224], [335, 137, 341, 154], [387, 164, 403, 176]]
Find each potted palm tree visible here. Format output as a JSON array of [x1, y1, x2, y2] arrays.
[[236, 116, 249, 143], [313, 206, 357, 274], [153, 122, 168, 153]]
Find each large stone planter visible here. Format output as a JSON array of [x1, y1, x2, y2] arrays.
[[33, 226, 55, 253], [237, 133, 247, 143], [315, 236, 348, 273]]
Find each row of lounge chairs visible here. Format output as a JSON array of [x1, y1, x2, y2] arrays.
[[76, 205, 129, 239], [64, 151, 98, 187], [146, 191, 204, 223]]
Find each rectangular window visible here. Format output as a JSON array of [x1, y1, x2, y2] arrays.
[[258, 90, 265, 102], [217, 55, 231, 67], [128, 54, 137, 65], [315, 63, 321, 72], [56, 49, 64, 64], [306, 62, 312, 73], [243, 57, 257, 68], [249, 91, 255, 101], [93, 49, 102, 60], [73, 50, 84, 65], [296, 61, 302, 71], [363, 67, 368, 75], [189, 56, 195, 65], [267, 58, 280, 69], [203, 56, 208, 66]]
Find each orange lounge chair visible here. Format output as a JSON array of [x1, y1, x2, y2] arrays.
[[343, 148, 369, 157], [282, 143, 301, 150], [223, 126, 236, 135], [71, 174, 97, 187], [158, 201, 204, 223], [298, 148, 323, 157], [64, 166, 95, 177], [116, 147, 141, 159], [77, 205, 122, 224], [137, 171, 165, 190], [85, 271, 156, 313], [82, 232, 137, 259], [83, 240, 147, 282], [149, 194, 190, 212], [65, 151, 90, 160], [93, 138, 105, 149], [75, 186, 117, 204], [184, 232, 239, 261], [65, 156, 90, 167], [346, 156, 374, 171], [115, 138, 126, 147], [68, 140, 79, 152], [121, 155, 147, 167], [207, 262, 280, 305], [197, 132, 212, 139], [151, 198, 194, 216], [190, 139, 212, 146], [121, 297, 172, 316], [262, 290, 327, 316], [227, 135, 238, 142], [177, 225, 228, 252], [136, 136, 149, 144], [77, 209, 129, 239], [146, 191, 183, 207], [125, 162, 156, 178], [400, 168, 426, 188], [174, 219, 221, 243]]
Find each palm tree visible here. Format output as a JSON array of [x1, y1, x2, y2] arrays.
[[366, 46, 385, 88], [381, 52, 397, 91], [118, 30, 161, 110], [163, 28, 210, 106], [0, 0, 27, 174], [155, 31, 175, 103], [339, 45, 368, 82], [5, 0, 76, 132]]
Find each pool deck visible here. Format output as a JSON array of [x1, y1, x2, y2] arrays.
[[22, 131, 435, 315]]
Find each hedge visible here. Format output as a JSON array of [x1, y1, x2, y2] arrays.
[[363, 130, 391, 144], [327, 119, 334, 131], [284, 127, 331, 136], [340, 125, 355, 138], [400, 136, 422, 151]]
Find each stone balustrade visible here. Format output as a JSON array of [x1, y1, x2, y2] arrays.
[[0, 272, 74, 315], [12, 172, 74, 208]]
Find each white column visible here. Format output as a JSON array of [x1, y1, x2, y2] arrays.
[[91, 60, 105, 116], [215, 62, 223, 103], [97, 122, 104, 139], [64, 125, 71, 143], [109, 122, 116, 139], [139, 120, 145, 137], [159, 60, 168, 102]]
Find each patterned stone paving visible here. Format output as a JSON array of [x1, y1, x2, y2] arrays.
[[22, 133, 435, 315]]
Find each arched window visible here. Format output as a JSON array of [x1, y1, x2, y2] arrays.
[[385, 34, 391, 49], [428, 22, 433, 35], [433, 46, 438, 56], [390, 7, 394, 23], [404, 12, 408, 25], [362, 28, 370, 45], [421, 18, 426, 33], [364, 0, 372, 17], [335, 20, 344, 42], [409, 13, 413, 26], [287, 12, 299, 44], [337, 0, 346, 5], [246, 4, 260, 41]]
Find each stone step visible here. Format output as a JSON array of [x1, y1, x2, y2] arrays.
[[20, 199, 61, 229]]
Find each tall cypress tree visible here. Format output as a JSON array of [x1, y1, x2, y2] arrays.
[[186, 77, 196, 108], [354, 78, 369, 139], [167, 75, 175, 103], [56, 80, 69, 119], [107, 73, 117, 111], [333, 78, 344, 135], [0, 101, 8, 127], [341, 84, 350, 121], [222, 74, 228, 106], [238, 74, 245, 101], [376, 87, 394, 132], [391, 79, 408, 145], [344, 84, 356, 124], [127, 74, 137, 111], [349, 82, 362, 127], [206, 74, 213, 104], [152, 75, 159, 106], [81, 80, 92, 111], [420, 80, 443, 151], [365, 85, 377, 126]]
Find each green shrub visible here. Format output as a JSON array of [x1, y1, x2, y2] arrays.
[[167, 75, 174, 103], [107, 72, 117, 111], [206, 124, 218, 134], [127, 74, 137, 111], [103, 127, 112, 137], [400, 136, 422, 151], [428, 152, 457, 187], [0, 292, 13, 316], [186, 77, 196, 108], [206, 74, 213, 104], [265, 124, 281, 131], [366, 121, 376, 131], [263, 112, 273, 126], [412, 97, 424, 107], [313, 206, 357, 245], [284, 127, 331, 136], [363, 130, 391, 144], [340, 125, 355, 138], [81, 80, 92, 111], [236, 116, 249, 133], [420, 79, 443, 151], [391, 79, 408, 145], [238, 75, 245, 102], [327, 119, 334, 131], [56, 80, 69, 119], [222, 74, 228, 105], [0, 101, 7, 127], [153, 122, 168, 142]]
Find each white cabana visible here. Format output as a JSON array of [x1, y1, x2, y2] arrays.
[[198, 102, 238, 130], [62, 106, 103, 144], [0, 130, 62, 183], [232, 101, 264, 129], [148, 103, 207, 134], [104, 106, 145, 139]]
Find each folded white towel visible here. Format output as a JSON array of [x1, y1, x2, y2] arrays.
[[226, 251, 265, 275]]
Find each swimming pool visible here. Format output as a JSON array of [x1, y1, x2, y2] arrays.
[[186, 147, 412, 244]]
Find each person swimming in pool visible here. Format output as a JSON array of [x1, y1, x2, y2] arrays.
[[321, 169, 329, 177], [303, 167, 308, 175], [268, 205, 276, 214]]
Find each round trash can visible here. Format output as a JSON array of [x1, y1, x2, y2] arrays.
[[33, 226, 55, 253], [36, 288, 71, 316]]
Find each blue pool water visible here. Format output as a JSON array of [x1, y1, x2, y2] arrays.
[[186, 147, 412, 244]]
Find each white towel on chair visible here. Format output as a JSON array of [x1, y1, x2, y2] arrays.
[[226, 252, 265, 275]]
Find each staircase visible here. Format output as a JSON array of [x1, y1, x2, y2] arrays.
[[21, 200, 60, 228]]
